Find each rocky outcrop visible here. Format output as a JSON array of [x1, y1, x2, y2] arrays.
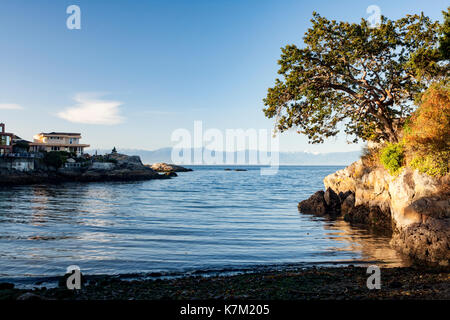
[[298, 191, 327, 215], [149, 163, 193, 173], [298, 188, 341, 216], [299, 159, 450, 266], [0, 154, 171, 185]]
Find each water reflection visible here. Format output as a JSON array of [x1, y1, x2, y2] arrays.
[[318, 218, 411, 266]]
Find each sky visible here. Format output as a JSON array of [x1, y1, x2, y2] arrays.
[[0, 0, 447, 153]]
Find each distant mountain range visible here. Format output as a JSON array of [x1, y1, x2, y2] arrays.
[[87, 147, 361, 166]]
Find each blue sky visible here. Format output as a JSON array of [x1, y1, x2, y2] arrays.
[[0, 0, 447, 152]]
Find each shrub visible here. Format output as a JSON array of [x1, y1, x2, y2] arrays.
[[380, 143, 405, 175], [404, 82, 450, 154], [43, 151, 67, 169], [410, 151, 449, 177], [403, 82, 449, 177], [361, 144, 380, 167]]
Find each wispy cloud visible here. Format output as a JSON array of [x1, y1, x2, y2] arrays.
[[0, 103, 24, 110], [57, 93, 124, 125]]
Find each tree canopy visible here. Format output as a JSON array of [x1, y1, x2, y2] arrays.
[[263, 11, 448, 144]]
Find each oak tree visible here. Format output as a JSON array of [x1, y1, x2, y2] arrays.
[[263, 12, 447, 144]]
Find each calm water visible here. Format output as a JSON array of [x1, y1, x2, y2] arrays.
[[0, 166, 410, 282]]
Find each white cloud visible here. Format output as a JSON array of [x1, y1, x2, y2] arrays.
[[57, 93, 124, 125], [0, 103, 24, 110]]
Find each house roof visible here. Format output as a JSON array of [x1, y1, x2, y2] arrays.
[[41, 132, 81, 136]]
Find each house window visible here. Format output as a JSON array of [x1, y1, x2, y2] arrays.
[[0, 135, 11, 146], [51, 146, 60, 151]]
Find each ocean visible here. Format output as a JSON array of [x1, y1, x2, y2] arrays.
[[0, 166, 410, 284]]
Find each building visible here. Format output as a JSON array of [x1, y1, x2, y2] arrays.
[[30, 132, 90, 155], [0, 123, 14, 155]]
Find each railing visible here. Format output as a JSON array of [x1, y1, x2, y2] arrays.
[[0, 153, 44, 159]]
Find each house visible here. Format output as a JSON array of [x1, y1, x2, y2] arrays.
[[30, 132, 90, 155], [0, 123, 14, 155]]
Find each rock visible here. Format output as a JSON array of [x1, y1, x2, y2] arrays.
[[321, 160, 450, 264], [164, 171, 178, 177], [341, 193, 355, 216], [298, 191, 327, 215], [345, 205, 392, 231], [16, 292, 43, 300], [90, 162, 115, 170], [150, 163, 193, 172], [391, 220, 450, 266], [324, 187, 341, 214], [338, 191, 353, 203], [0, 282, 14, 290]]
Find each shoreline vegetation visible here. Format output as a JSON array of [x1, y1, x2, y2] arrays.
[[0, 266, 448, 300]]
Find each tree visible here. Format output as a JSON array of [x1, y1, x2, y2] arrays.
[[43, 151, 66, 169], [439, 7, 450, 60], [263, 12, 446, 144]]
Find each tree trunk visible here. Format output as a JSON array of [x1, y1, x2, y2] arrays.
[[375, 107, 398, 143]]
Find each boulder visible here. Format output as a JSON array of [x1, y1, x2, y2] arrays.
[[391, 220, 450, 266], [324, 187, 341, 214], [150, 163, 193, 172], [298, 191, 327, 215], [345, 205, 392, 231], [341, 193, 355, 216]]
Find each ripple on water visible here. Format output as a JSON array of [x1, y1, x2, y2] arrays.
[[0, 166, 411, 279]]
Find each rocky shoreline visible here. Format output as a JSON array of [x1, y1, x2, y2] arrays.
[[299, 160, 450, 266], [0, 266, 448, 300], [0, 154, 174, 185]]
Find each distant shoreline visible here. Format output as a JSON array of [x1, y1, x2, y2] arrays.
[[174, 164, 348, 167]]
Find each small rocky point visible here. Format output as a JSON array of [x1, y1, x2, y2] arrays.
[[149, 163, 193, 173]]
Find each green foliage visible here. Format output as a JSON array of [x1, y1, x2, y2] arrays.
[[43, 151, 67, 169], [439, 7, 450, 60], [410, 152, 449, 177], [380, 143, 405, 175], [263, 12, 444, 144]]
